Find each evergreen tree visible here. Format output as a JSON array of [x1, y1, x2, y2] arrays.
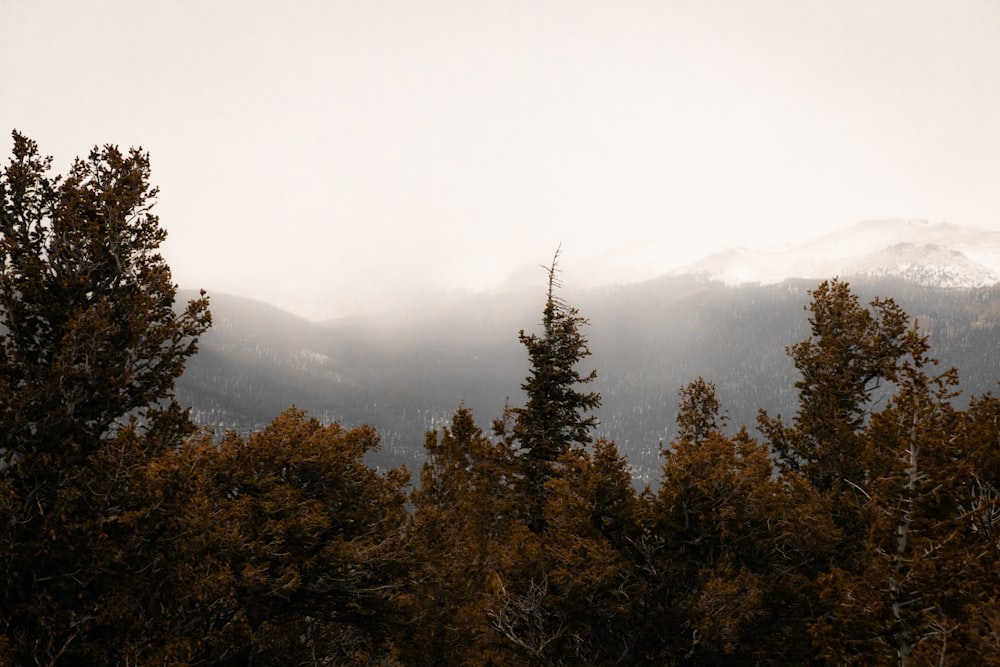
[[484, 440, 641, 666], [155, 409, 411, 665], [813, 330, 997, 666], [0, 132, 210, 664], [674, 376, 728, 446], [759, 278, 909, 493], [494, 247, 600, 532], [0, 131, 210, 461], [646, 379, 839, 665], [758, 278, 911, 568], [400, 406, 518, 665], [959, 393, 1000, 665]]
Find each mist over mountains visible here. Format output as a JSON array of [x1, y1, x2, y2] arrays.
[[176, 220, 1000, 482], [680, 218, 1000, 288]]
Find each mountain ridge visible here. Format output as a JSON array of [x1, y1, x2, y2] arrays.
[[677, 219, 1000, 289], [176, 275, 1000, 483], [173, 220, 1000, 482]]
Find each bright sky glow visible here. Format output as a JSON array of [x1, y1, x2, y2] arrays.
[[2, 1, 999, 319]]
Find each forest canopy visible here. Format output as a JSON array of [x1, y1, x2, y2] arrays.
[[2, 133, 1000, 666]]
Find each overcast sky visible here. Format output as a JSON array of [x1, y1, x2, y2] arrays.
[[2, 1, 999, 319]]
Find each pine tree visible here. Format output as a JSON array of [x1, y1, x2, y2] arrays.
[[0, 132, 210, 664], [813, 329, 999, 666], [648, 379, 839, 665], [479, 440, 642, 666], [125, 409, 411, 665], [494, 247, 600, 532], [0, 132, 210, 461], [400, 406, 518, 665], [759, 279, 909, 493], [674, 376, 728, 446]]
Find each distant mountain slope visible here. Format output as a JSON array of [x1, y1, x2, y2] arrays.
[[176, 277, 1000, 483], [680, 219, 1000, 288]]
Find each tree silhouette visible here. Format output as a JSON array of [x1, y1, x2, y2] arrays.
[[0, 132, 210, 664], [494, 246, 600, 532]]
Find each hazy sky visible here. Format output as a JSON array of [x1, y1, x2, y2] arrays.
[[3, 1, 999, 319]]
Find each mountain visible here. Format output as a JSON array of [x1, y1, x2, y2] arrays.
[[680, 219, 1000, 288], [173, 220, 1000, 483], [176, 274, 1000, 485]]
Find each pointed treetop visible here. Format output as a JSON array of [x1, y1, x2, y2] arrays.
[[544, 244, 563, 306]]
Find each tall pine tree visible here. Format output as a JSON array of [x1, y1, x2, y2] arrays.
[[494, 246, 600, 533]]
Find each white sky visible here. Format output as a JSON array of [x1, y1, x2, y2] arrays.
[[2, 0, 999, 319]]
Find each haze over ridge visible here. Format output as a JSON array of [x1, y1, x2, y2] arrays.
[[3, 2, 998, 319]]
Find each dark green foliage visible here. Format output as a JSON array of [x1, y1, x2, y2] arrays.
[[398, 406, 518, 665], [0, 132, 210, 665], [759, 278, 910, 492], [495, 247, 601, 532], [160, 409, 410, 665], [479, 440, 642, 666], [646, 379, 839, 665], [0, 131, 210, 461], [674, 376, 728, 446]]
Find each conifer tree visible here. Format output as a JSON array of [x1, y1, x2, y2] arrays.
[[400, 406, 518, 665], [959, 393, 1000, 664], [758, 278, 911, 564], [813, 330, 997, 666], [153, 409, 410, 665], [0, 132, 210, 664], [759, 279, 909, 493], [494, 247, 600, 532], [483, 440, 642, 666], [675, 376, 728, 445], [0, 131, 210, 461], [649, 379, 839, 665]]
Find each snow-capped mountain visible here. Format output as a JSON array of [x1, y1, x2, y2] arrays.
[[679, 219, 1000, 288]]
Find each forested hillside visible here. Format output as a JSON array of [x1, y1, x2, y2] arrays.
[[177, 277, 1000, 482], [4, 134, 1000, 666]]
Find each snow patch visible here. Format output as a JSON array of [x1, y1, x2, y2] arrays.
[[677, 220, 1000, 289]]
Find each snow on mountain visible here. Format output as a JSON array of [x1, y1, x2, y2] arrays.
[[837, 242, 1000, 288], [678, 219, 1000, 288]]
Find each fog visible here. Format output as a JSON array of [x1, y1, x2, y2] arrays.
[[3, 1, 999, 319]]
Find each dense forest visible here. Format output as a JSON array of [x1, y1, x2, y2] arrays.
[[3, 133, 1000, 666]]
